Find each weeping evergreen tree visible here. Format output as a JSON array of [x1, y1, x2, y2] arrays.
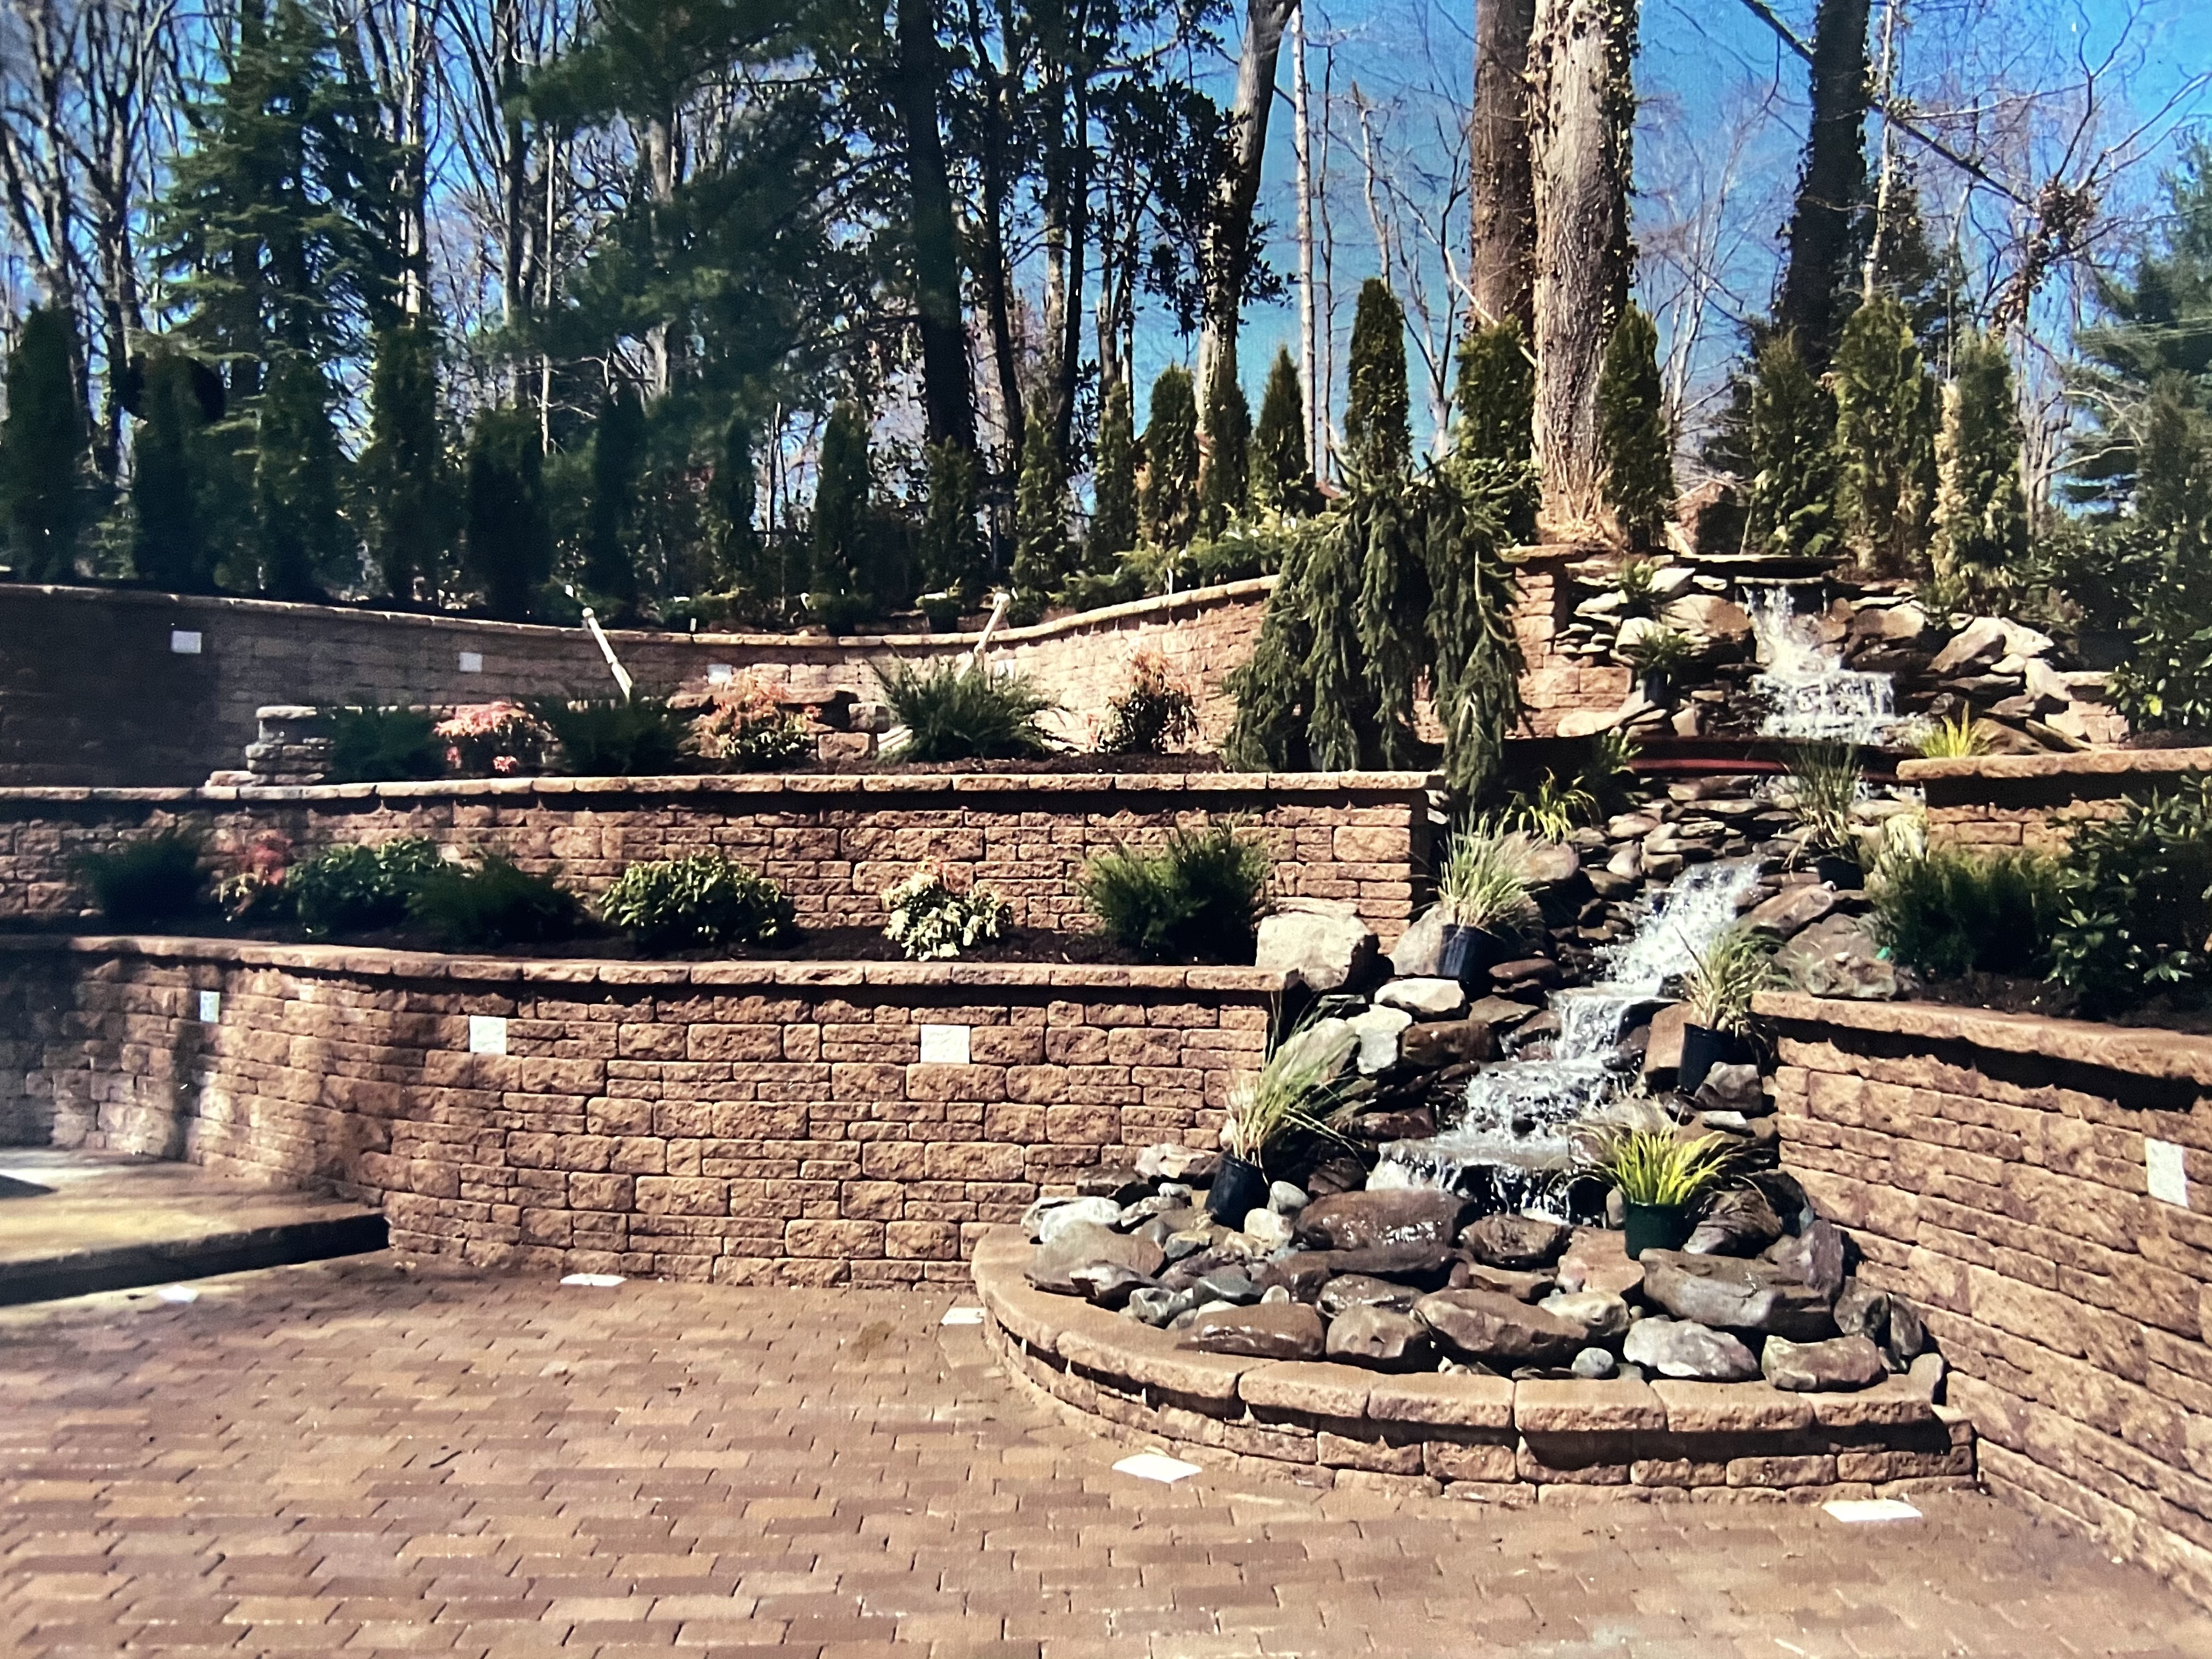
[[1249, 348, 1316, 516], [1932, 331, 2030, 579], [1832, 295, 1936, 577], [0, 304, 91, 582], [1345, 279, 1412, 477], [250, 353, 344, 600], [464, 405, 551, 621], [358, 319, 455, 603], [811, 402, 871, 601], [1198, 358, 1251, 539], [1010, 392, 1069, 607], [582, 383, 645, 617], [128, 350, 223, 592], [1596, 304, 1674, 550], [1141, 366, 1198, 549], [919, 438, 986, 600], [1743, 333, 1842, 560], [1454, 317, 1534, 466], [1420, 459, 1528, 795], [1090, 382, 1138, 561], [706, 409, 768, 603]]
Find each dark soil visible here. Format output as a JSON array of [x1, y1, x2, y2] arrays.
[[793, 749, 1225, 776], [1915, 971, 2212, 1035]]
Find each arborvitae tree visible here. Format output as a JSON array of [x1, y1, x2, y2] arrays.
[[919, 439, 986, 600], [358, 319, 455, 603], [1249, 348, 1316, 516], [706, 409, 767, 602], [1744, 333, 1841, 561], [1595, 304, 1675, 550], [1198, 358, 1251, 539], [1832, 295, 1936, 577], [0, 304, 91, 582], [1141, 366, 1198, 549], [582, 383, 645, 617], [1345, 279, 1412, 477], [129, 352, 222, 592], [1090, 381, 1138, 560], [1867, 162, 1967, 365], [2137, 379, 2212, 545], [1932, 331, 2030, 578], [464, 405, 552, 621], [1453, 317, 1534, 466], [811, 402, 871, 599], [1011, 393, 1069, 605], [250, 353, 344, 600]]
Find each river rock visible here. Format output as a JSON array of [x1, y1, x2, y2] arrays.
[[1350, 1005, 1415, 1074], [1136, 1144, 1219, 1182], [1127, 1286, 1195, 1325], [1376, 977, 1470, 1020], [1413, 1289, 1590, 1365], [1622, 1316, 1760, 1381], [1027, 1223, 1166, 1294], [1832, 1278, 1890, 1342], [1558, 1228, 1645, 1299], [1886, 1296, 1928, 1363], [1449, 1261, 1558, 1301], [1777, 913, 1898, 1000], [1764, 1218, 1848, 1302], [1741, 883, 1837, 940], [1240, 1209, 1295, 1250], [1318, 1274, 1423, 1318], [1387, 904, 1449, 978], [1178, 1301, 1326, 1360], [1025, 1194, 1123, 1243], [1256, 900, 1379, 993], [1684, 1187, 1785, 1257], [1194, 1269, 1260, 1306], [1268, 1181, 1310, 1215], [1325, 1305, 1435, 1369], [1541, 1289, 1631, 1341], [1639, 1250, 1836, 1339], [1462, 1213, 1573, 1269], [1401, 1018, 1500, 1068], [1069, 1261, 1152, 1307], [1693, 1063, 1765, 1115], [1572, 1347, 1620, 1380], [1763, 1333, 1887, 1391], [1296, 1189, 1473, 1251]]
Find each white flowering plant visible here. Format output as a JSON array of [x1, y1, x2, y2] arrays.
[[881, 867, 1011, 961]]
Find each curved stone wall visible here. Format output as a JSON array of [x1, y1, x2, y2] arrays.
[[1904, 748, 2212, 855]]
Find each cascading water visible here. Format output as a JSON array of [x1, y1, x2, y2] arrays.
[[1747, 585, 1898, 743], [1374, 858, 1764, 1210]]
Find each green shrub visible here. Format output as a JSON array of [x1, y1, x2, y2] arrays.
[[881, 867, 1010, 960], [1872, 847, 2059, 979], [877, 659, 1057, 762], [76, 830, 205, 923], [1079, 826, 1269, 961], [287, 837, 443, 938], [1096, 647, 1198, 754], [325, 705, 445, 783], [688, 677, 812, 769], [529, 696, 690, 775], [405, 855, 582, 949], [598, 853, 795, 952], [2052, 780, 2212, 1013]]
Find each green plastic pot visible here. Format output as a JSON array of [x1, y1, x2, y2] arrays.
[[1623, 1200, 1694, 1259]]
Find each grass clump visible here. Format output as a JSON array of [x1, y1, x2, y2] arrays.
[[2051, 778, 2212, 1015], [1080, 825, 1269, 961], [1681, 923, 1782, 1037], [1914, 708, 1991, 759], [529, 696, 691, 775], [1872, 846, 2058, 979], [405, 855, 582, 949], [1577, 1118, 1736, 1206], [1782, 741, 1864, 860], [76, 830, 205, 923], [878, 659, 1058, 762], [325, 706, 445, 783], [1435, 819, 1539, 934], [287, 837, 443, 938], [598, 852, 795, 952], [1221, 1012, 1359, 1165]]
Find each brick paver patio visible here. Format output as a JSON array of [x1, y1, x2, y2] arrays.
[[4, 1254, 2208, 1658]]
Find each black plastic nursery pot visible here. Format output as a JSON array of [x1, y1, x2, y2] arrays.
[[1813, 853, 1864, 889], [1204, 1153, 1270, 1224], [1623, 1200, 1693, 1259], [1677, 1022, 1751, 1094], [1438, 924, 1507, 988]]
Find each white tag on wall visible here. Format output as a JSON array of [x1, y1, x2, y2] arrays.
[[170, 629, 202, 654], [707, 663, 735, 685], [458, 650, 484, 674], [2148, 1138, 2192, 1208], [196, 990, 222, 1023], [467, 1015, 508, 1056], [918, 1023, 972, 1065]]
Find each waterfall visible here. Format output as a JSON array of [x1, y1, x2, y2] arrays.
[[1746, 585, 1898, 744], [1373, 859, 1764, 1211]]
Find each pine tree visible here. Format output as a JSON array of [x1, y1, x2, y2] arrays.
[[707, 410, 768, 603], [583, 383, 645, 617], [1249, 348, 1315, 517], [2137, 379, 2212, 545], [250, 353, 344, 600], [1090, 381, 1138, 560], [0, 304, 91, 583], [1744, 333, 1841, 561], [919, 438, 986, 601], [463, 405, 551, 622], [1011, 393, 1069, 605], [1595, 304, 1675, 550], [1345, 279, 1411, 477], [1832, 295, 1936, 577], [358, 320, 455, 603], [811, 402, 871, 599], [1932, 330, 2029, 578], [128, 351, 222, 592], [1453, 317, 1534, 466], [1141, 366, 1198, 549], [1198, 358, 1251, 539]]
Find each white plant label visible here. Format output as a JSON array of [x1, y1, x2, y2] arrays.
[[170, 629, 202, 654], [157, 1285, 200, 1304], [1114, 1452, 1200, 1485], [196, 991, 221, 1023], [918, 1023, 972, 1065], [458, 650, 484, 674], [467, 1014, 508, 1056], [2147, 1138, 2191, 1209], [560, 1273, 625, 1288], [1823, 1498, 1921, 1523], [707, 663, 735, 685], [939, 1306, 985, 1326]]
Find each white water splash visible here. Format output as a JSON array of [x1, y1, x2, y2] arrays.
[[1747, 585, 1898, 744]]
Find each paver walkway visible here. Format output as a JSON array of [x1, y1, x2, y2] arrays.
[[4, 1253, 2208, 1658]]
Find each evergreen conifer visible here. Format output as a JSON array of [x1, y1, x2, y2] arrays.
[[1011, 392, 1069, 605], [1744, 333, 1841, 560], [1198, 358, 1250, 539], [0, 304, 91, 582], [1595, 304, 1675, 550], [128, 351, 221, 592], [1832, 295, 1936, 577], [706, 410, 768, 603], [1090, 381, 1138, 559], [811, 403, 871, 600], [1345, 279, 1411, 477], [1932, 331, 2030, 578], [583, 383, 645, 617], [919, 439, 986, 600], [1141, 366, 1198, 549], [1249, 348, 1315, 516], [359, 319, 455, 603], [250, 353, 344, 600], [1453, 317, 1534, 466], [464, 405, 551, 621]]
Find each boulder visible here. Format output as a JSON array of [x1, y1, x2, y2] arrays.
[[1558, 1227, 1645, 1299], [1136, 1144, 1218, 1183], [1242, 1209, 1295, 1249], [1413, 1288, 1590, 1365], [1351, 1105, 1436, 1142], [1127, 1286, 1196, 1326], [1541, 1289, 1631, 1341], [1027, 1195, 1124, 1244], [2023, 656, 2072, 708], [1296, 1188, 1472, 1251], [1257, 900, 1380, 992], [1462, 1213, 1573, 1269], [1762, 1333, 1887, 1392], [1348, 1005, 1415, 1074], [1623, 1316, 1760, 1381], [1776, 914, 1898, 1000], [1663, 593, 1753, 641], [1741, 883, 1837, 941], [1272, 1015, 1361, 1082], [1692, 1062, 1765, 1116], [1886, 1296, 1927, 1363], [1376, 977, 1471, 1020], [1466, 995, 1541, 1030], [1282, 1242, 1460, 1289], [1448, 1261, 1558, 1301], [1318, 1274, 1424, 1318], [1077, 1166, 1149, 1202], [1763, 1218, 1848, 1302], [1402, 1018, 1500, 1068], [1268, 1181, 1310, 1215], [1069, 1261, 1152, 1307], [1488, 957, 1562, 991], [1178, 1302, 1326, 1360], [1194, 1269, 1261, 1305], [1849, 601, 1926, 642], [1683, 1188, 1785, 1257], [1832, 1278, 1890, 1343], [1522, 842, 1582, 885], [1026, 1223, 1166, 1294], [1387, 904, 1449, 978], [1909, 1350, 1947, 1401], [1643, 1003, 1689, 1082], [1325, 1305, 1436, 1369], [1929, 616, 2009, 676], [1639, 1250, 1836, 1339]]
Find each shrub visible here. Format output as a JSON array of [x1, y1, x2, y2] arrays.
[[1080, 826, 1269, 961], [1621, 626, 1698, 681], [598, 852, 795, 952], [214, 829, 295, 923], [689, 676, 812, 769], [882, 867, 1009, 960], [435, 701, 548, 776], [877, 658, 1057, 762], [1096, 647, 1199, 754], [529, 696, 690, 775], [2052, 779, 2212, 1013], [1872, 845, 2058, 979], [288, 837, 442, 938], [77, 830, 204, 923], [405, 855, 582, 949], [325, 705, 445, 783]]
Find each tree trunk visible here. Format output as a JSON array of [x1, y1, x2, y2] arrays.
[[1291, 5, 1318, 461], [1197, 0, 1297, 394], [1774, 0, 1871, 369], [1469, 0, 1536, 332], [642, 112, 676, 399], [1528, 0, 1634, 538], [893, 0, 977, 453]]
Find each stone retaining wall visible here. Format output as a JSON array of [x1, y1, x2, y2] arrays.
[[973, 1233, 1973, 1501], [1762, 991, 2212, 1601], [0, 770, 1436, 943], [0, 935, 1280, 1284], [1901, 748, 2212, 855]]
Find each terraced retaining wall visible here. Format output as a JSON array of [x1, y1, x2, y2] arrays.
[[0, 935, 1278, 1283], [1903, 748, 2212, 855], [0, 769, 1437, 944], [1762, 992, 2212, 1602]]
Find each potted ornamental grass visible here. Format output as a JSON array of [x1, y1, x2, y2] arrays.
[[1784, 741, 1868, 888], [1577, 1119, 1739, 1258], [1678, 922, 1780, 1092], [1435, 819, 1539, 988], [1208, 1014, 1358, 1222]]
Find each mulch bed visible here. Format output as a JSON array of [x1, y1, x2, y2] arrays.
[[1913, 971, 2212, 1035]]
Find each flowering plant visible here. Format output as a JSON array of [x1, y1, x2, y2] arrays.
[[690, 675, 812, 769], [1096, 646, 1198, 754], [881, 866, 1010, 961], [435, 701, 548, 777], [215, 829, 294, 923]]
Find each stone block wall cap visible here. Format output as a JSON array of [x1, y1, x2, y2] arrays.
[[1898, 747, 2212, 782], [1650, 1378, 1814, 1434], [1514, 1376, 1666, 1435], [1363, 1371, 1516, 1427], [1757, 991, 2212, 1088], [255, 704, 321, 719], [1239, 1360, 1373, 1419]]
